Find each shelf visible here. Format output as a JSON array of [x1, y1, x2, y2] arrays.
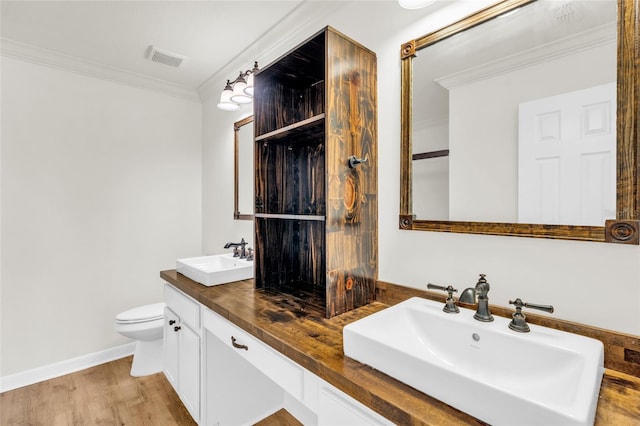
[[412, 149, 449, 161], [255, 114, 325, 144], [261, 282, 326, 315], [255, 213, 325, 221]]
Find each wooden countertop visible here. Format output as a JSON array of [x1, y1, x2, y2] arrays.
[[160, 270, 640, 425]]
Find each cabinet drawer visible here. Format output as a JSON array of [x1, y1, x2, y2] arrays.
[[203, 308, 303, 400], [164, 284, 200, 330]]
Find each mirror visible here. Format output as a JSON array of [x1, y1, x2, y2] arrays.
[[400, 0, 639, 244], [234, 115, 254, 220]]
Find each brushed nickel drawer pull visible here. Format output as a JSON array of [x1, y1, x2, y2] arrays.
[[231, 336, 248, 351]]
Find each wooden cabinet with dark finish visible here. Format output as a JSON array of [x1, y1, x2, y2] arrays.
[[254, 26, 377, 318]]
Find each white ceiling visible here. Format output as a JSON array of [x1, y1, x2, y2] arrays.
[[1, 1, 348, 100]]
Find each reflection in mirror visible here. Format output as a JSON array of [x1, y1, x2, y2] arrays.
[[400, 0, 640, 243], [234, 116, 254, 220], [412, 0, 616, 225]]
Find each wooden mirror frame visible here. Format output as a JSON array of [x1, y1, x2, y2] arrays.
[[234, 115, 254, 220], [399, 0, 639, 244]]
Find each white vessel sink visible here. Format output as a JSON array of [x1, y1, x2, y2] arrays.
[[176, 254, 253, 286], [343, 297, 604, 426]]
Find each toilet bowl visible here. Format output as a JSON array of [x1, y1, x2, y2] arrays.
[[114, 302, 166, 377]]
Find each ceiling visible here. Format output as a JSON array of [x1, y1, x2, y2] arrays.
[[0, 1, 348, 100]]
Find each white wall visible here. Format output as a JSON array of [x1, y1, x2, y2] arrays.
[[412, 116, 449, 219], [1, 57, 202, 376], [202, 1, 640, 335], [201, 101, 254, 255], [448, 42, 616, 222]]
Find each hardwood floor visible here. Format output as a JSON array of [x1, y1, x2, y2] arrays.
[[0, 356, 197, 426], [254, 409, 303, 426]]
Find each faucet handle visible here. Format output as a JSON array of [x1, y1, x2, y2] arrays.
[[509, 298, 554, 314], [427, 283, 455, 292], [508, 298, 554, 332], [475, 274, 490, 295], [427, 283, 460, 314]]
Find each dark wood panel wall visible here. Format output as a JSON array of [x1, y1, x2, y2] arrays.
[[255, 140, 325, 215], [255, 218, 326, 306], [254, 81, 325, 136]]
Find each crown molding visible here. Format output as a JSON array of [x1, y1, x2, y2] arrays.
[[435, 23, 615, 90], [414, 113, 449, 130], [197, 1, 349, 103], [1, 38, 200, 102]]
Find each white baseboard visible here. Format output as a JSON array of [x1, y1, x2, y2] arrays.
[[0, 342, 136, 393]]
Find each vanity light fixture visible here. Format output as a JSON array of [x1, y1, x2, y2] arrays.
[[217, 80, 239, 111], [217, 61, 259, 111], [398, 0, 436, 9]]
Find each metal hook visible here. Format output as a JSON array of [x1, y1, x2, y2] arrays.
[[348, 155, 368, 169]]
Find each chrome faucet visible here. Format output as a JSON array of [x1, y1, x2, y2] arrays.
[[224, 238, 247, 259], [472, 274, 493, 322]]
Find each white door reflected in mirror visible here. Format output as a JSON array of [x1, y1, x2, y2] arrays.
[[518, 83, 616, 226]]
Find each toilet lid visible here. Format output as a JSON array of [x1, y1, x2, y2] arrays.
[[116, 302, 165, 323]]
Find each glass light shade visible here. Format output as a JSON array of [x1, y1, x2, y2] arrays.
[[230, 80, 252, 104], [398, 0, 435, 9], [243, 73, 254, 96], [217, 87, 239, 111]]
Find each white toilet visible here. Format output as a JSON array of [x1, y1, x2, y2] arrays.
[[114, 302, 166, 377]]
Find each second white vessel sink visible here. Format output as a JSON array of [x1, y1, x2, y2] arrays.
[[343, 297, 604, 426], [176, 254, 253, 286]]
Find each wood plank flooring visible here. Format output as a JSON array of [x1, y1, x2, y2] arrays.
[[0, 356, 197, 426], [254, 408, 303, 426]]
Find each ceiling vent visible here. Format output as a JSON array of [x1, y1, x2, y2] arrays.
[[148, 46, 186, 68]]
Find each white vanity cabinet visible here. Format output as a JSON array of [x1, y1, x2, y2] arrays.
[[163, 282, 392, 425], [201, 305, 392, 426], [314, 378, 393, 426], [163, 284, 201, 423]]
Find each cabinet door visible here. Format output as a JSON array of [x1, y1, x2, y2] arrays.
[[178, 323, 200, 423], [163, 308, 179, 389], [318, 382, 392, 426]]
